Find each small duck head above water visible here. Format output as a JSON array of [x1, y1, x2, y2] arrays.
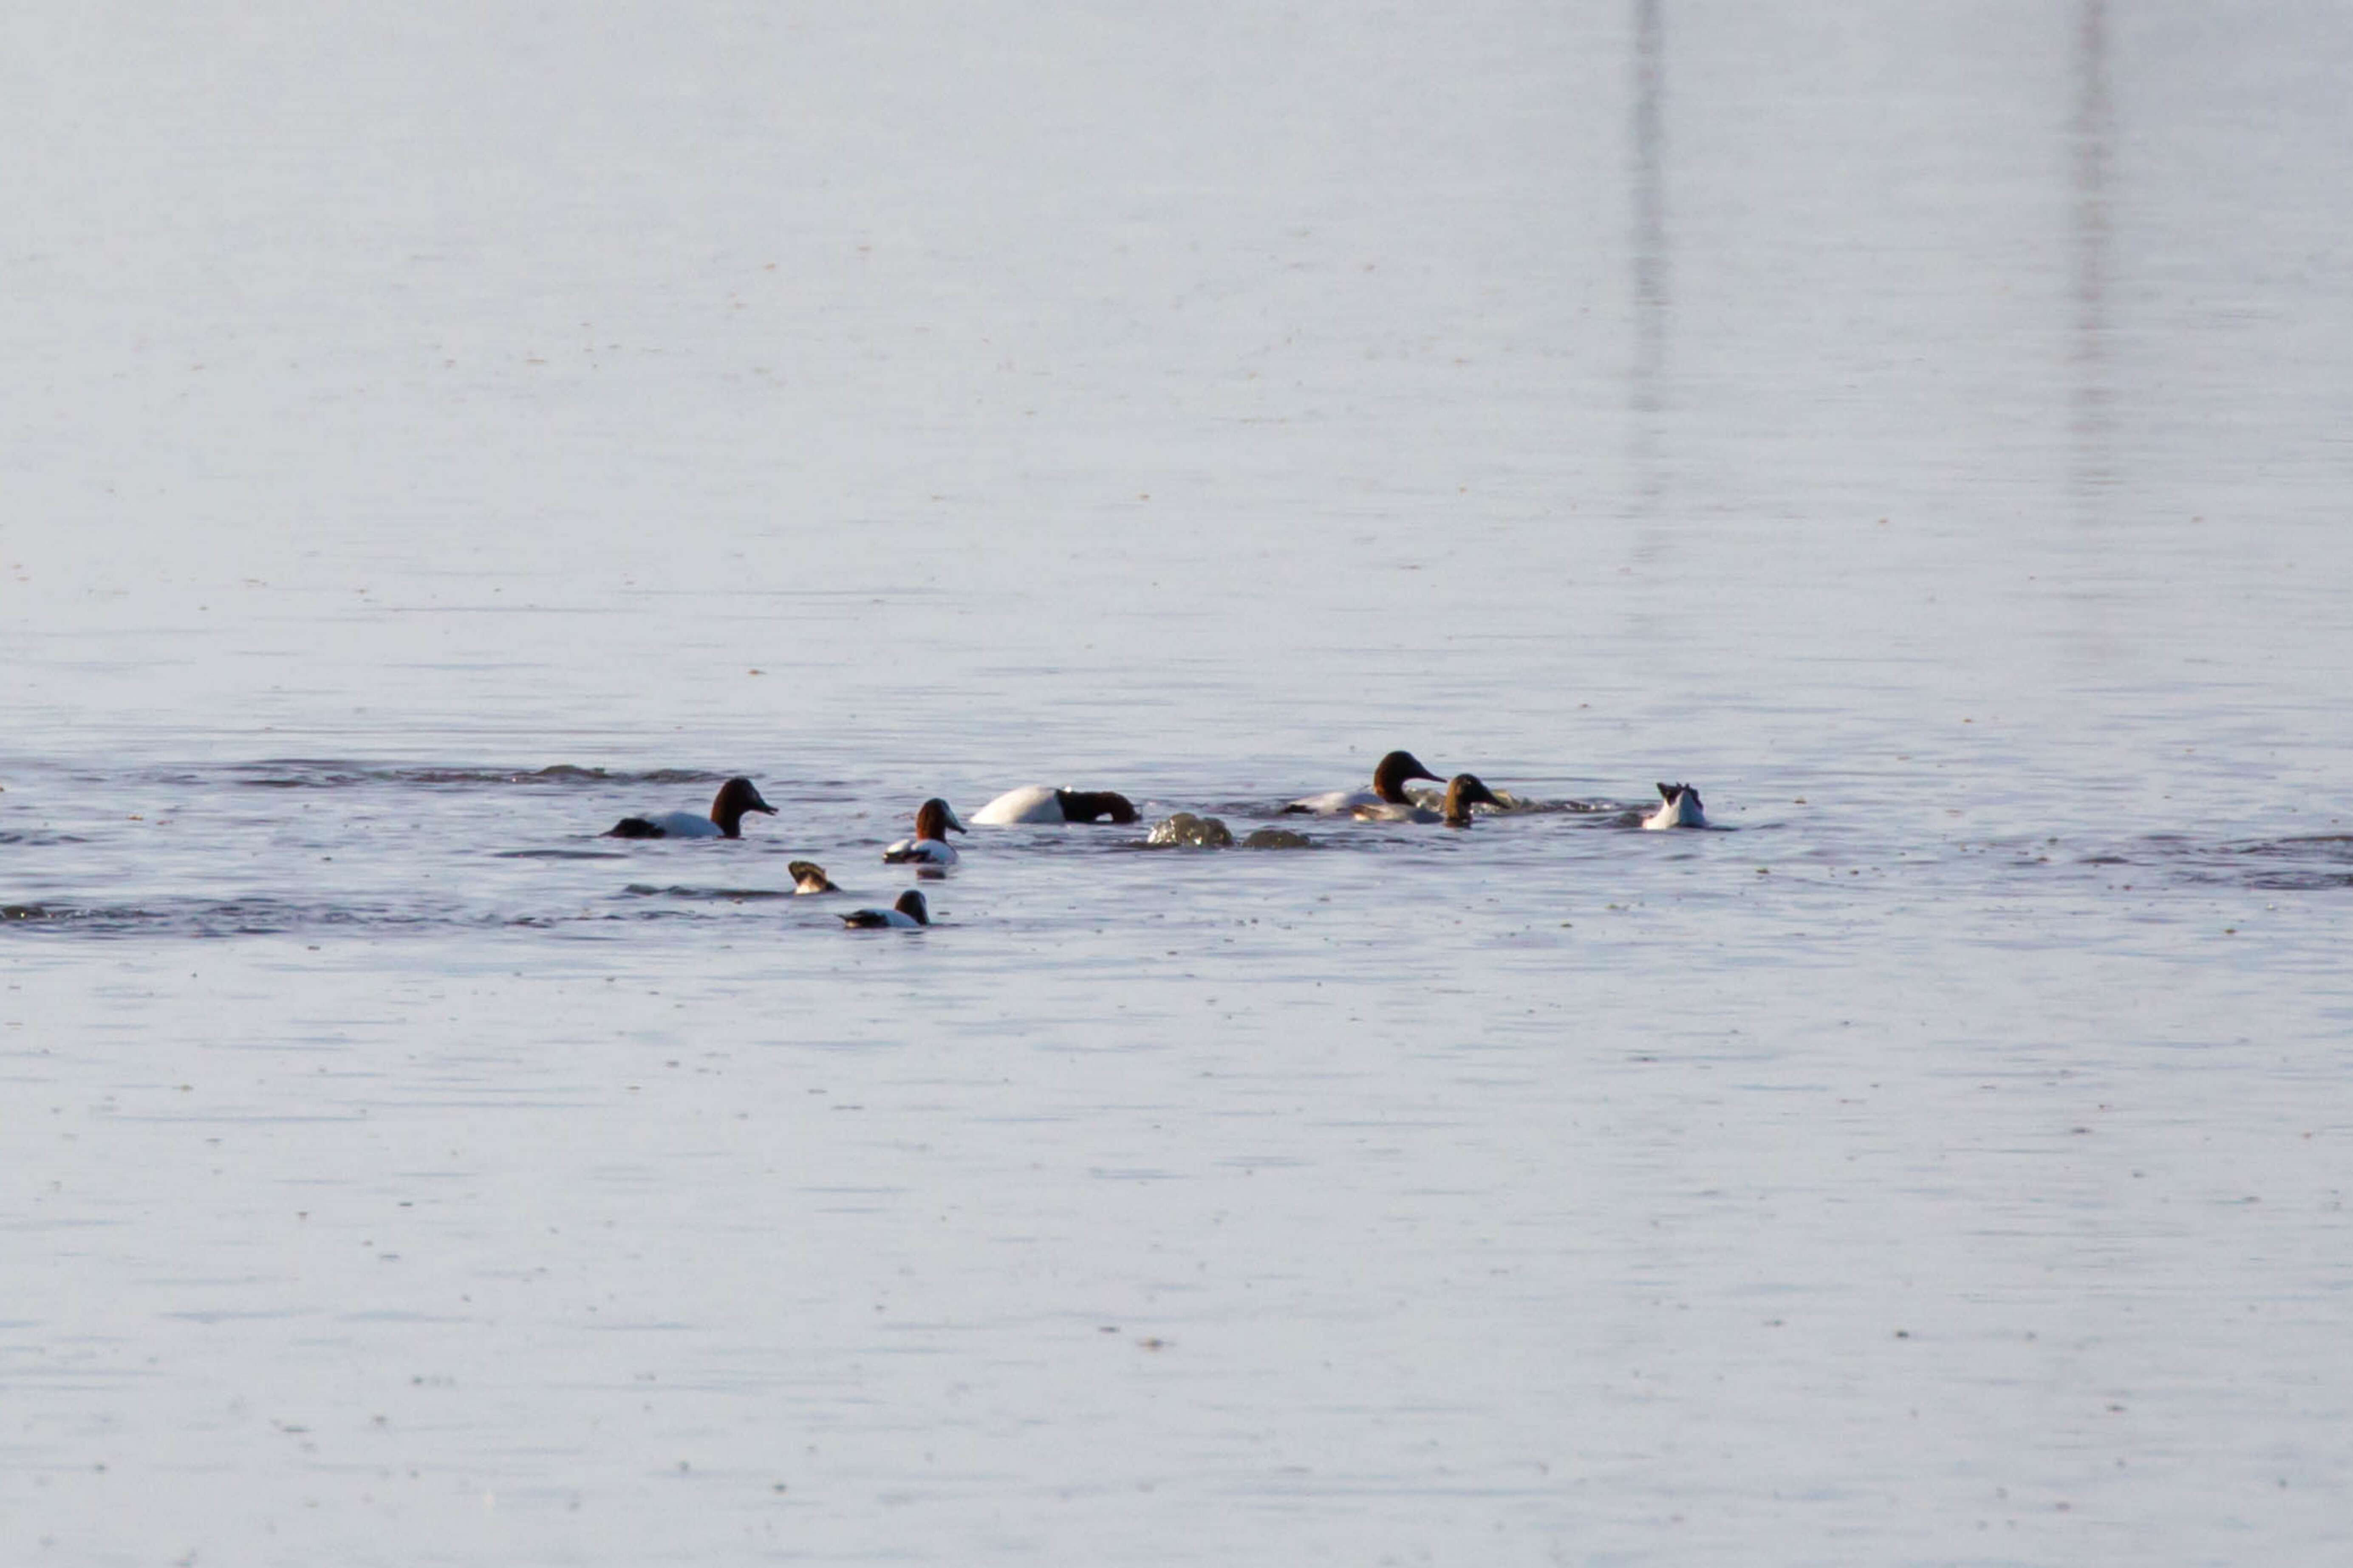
[[1441, 773, 1502, 826], [710, 777, 779, 837], [1372, 750, 1445, 804], [789, 860, 838, 894], [913, 798, 966, 841], [1644, 782, 1706, 830]]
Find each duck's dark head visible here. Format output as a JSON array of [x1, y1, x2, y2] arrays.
[[789, 860, 837, 894], [711, 777, 778, 837], [1372, 750, 1444, 803], [894, 889, 931, 925], [914, 798, 967, 840], [1442, 773, 1502, 825], [1057, 789, 1139, 824]]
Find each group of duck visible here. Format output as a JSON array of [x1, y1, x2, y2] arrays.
[[603, 750, 1710, 930]]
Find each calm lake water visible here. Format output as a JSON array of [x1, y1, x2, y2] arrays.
[[4, 2, 2350, 1563]]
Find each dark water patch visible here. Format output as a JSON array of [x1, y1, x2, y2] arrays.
[[0, 896, 570, 939], [2222, 834, 2353, 891], [4, 902, 146, 928], [621, 884, 795, 903], [222, 761, 736, 790], [0, 831, 88, 846], [0, 900, 354, 938], [1485, 795, 1628, 817], [496, 848, 630, 861], [2077, 833, 2353, 893]]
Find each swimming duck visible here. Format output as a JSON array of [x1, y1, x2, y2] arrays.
[[1643, 782, 1706, 829], [1284, 750, 1444, 815], [605, 777, 776, 840], [789, 861, 839, 894], [1352, 773, 1502, 825], [882, 798, 967, 865], [840, 890, 930, 928], [971, 786, 1140, 825]]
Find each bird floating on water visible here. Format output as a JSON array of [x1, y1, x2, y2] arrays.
[[605, 777, 776, 840], [971, 786, 1139, 825], [883, 799, 967, 865], [1643, 783, 1706, 830], [1285, 750, 1444, 815], [841, 890, 930, 928]]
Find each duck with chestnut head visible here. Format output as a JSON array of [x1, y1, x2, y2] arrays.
[[605, 777, 777, 840], [882, 798, 968, 865], [1284, 750, 1444, 815], [1353, 772, 1502, 826]]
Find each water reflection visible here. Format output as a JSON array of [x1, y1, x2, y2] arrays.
[[1629, 0, 1668, 516], [2070, 0, 2114, 510]]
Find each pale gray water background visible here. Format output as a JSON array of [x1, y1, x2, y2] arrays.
[[4, 2, 2351, 1563]]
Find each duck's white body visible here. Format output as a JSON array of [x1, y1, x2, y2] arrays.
[[638, 811, 723, 839], [1643, 783, 1707, 830], [973, 785, 1063, 825], [1349, 800, 1439, 823], [605, 777, 776, 840], [1290, 787, 1383, 816], [970, 786, 1138, 825], [1286, 751, 1445, 816]]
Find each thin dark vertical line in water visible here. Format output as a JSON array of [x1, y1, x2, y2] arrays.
[[2070, 0, 2115, 514], [1629, 0, 1668, 523]]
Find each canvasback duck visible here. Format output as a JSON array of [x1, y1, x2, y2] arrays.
[[606, 777, 776, 840], [1643, 782, 1707, 829], [841, 890, 930, 928], [971, 786, 1140, 825], [789, 860, 839, 894], [882, 798, 967, 865], [1353, 773, 1502, 826], [1285, 750, 1444, 815]]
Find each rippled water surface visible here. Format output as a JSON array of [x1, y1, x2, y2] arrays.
[[5, 3, 2351, 1564]]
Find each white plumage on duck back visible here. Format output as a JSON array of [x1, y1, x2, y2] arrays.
[[1643, 783, 1706, 830], [970, 786, 1139, 825]]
